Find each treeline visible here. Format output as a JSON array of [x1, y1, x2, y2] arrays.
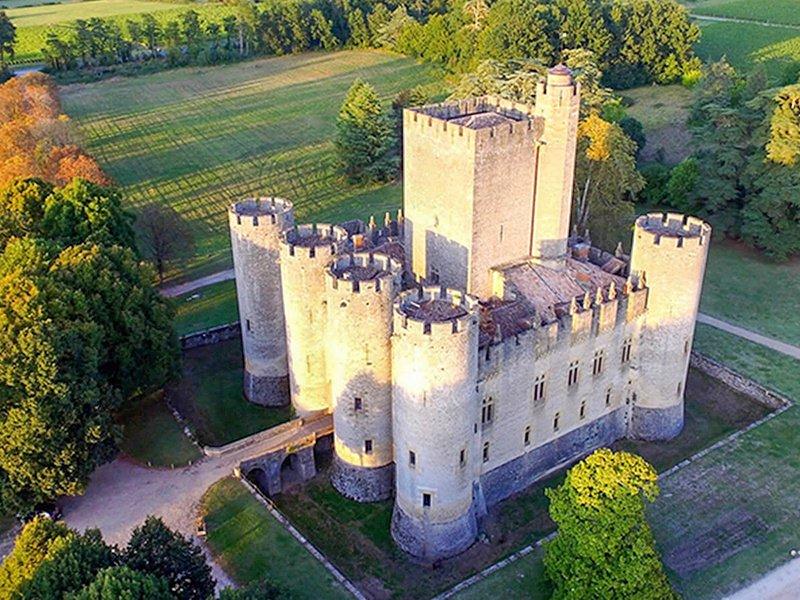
[[0, 74, 179, 513], [39, 0, 700, 89], [642, 60, 800, 259]]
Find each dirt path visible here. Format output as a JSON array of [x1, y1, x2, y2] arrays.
[[727, 557, 800, 600]]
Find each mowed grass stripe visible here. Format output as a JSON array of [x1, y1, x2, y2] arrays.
[[62, 50, 442, 282]]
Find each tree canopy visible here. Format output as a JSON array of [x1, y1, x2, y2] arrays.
[[544, 449, 676, 599]]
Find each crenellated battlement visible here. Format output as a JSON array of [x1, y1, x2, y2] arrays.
[[326, 252, 402, 295], [282, 223, 348, 260], [229, 197, 294, 229], [634, 212, 712, 250], [403, 95, 544, 147], [534, 64, 581, 104], [394, 286, 479, 337]]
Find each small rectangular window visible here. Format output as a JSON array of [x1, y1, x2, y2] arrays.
[[482, 441, 490, 463], [579, 401, 586, 420], [354, 397, 362, 411], [459, 449, 466, 467], [481, 397, 494, 425], [533, 374, 546, 402], [422, 493, 431, 508], [524, 425, 531, 446], [592, 349, 605, 376], [364, 440, 373, 454], [409, 450, 416, 467], [677, 382, 683, 397], [605, 388, 612, 407], [245, 319, 251, 332], [553, 412, 560, 432], [622, 338, 633, 364], [568, 361, 579, 387], [684, 339, 690, 355]]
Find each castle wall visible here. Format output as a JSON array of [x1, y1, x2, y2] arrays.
[[629, 213, 711, 440], [391, 287, 481, 559], [531, 67, 581, 269], [280, 224, 348, 416], [228, 198, 294, 406], [326, 253, 402, 502], [476, 287, 646, 504]]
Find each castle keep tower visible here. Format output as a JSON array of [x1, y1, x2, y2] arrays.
[[326, 252, 402, 501], [228, 198, 294, 406], [403, 97, 545, 298], [391, 287, 481, 559], [280, 223, 348, 416], [531, 64, 581, 269], [630, 213, 711, 440]]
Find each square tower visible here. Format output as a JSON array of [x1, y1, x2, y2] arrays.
[[402, 96, 544, 297]]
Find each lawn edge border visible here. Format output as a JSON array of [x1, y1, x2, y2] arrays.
[[432, 351, 795, 600], [236, 472, 366, 600]]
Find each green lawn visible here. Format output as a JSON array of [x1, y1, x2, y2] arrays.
[[623, 84, 693, 164], [201, 477, 349, 599], [174, 280, 238, 337], [7, 1, 232, 64], [701, 239, 800, 346], [117, 390, 201, 467], [60, 50, 442, 283], [695, 20, 800, 77], [169, 338, 291, 447], [458, 326, 800, 599], [685, 0, 800, 26]]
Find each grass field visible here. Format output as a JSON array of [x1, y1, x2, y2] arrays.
[[459, 326, 800, 599], [174, 280, 237, 336], [695, 20, 800, 78], [685, 0, 800, 26], [7, 1, 232, 64], [117, 390, 201, 467], [623, 84, 693, 164], [169, 338, 291, 447], [200, 477, 349, 599], [61, 50, 442, 283]]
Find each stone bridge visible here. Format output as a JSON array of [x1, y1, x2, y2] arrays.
[[226, 412, 334, 497]]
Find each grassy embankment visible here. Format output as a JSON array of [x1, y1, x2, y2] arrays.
[[201, 477, 350, 599]]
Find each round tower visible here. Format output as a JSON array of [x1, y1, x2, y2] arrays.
[[325, 252, 403, 502], [280, 223, 349, 417], [629, 213, 711, 440], [390, 286, 481, 560], [228, 198, 294, 406]]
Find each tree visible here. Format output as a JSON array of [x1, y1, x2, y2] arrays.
[[0, 11, 16, 66], [766, 83, 800, 167], [0, 517, 71, 597], [665, 157, 699, 212], [335, 79, 395, 183], [22, 529, 117, 597], [73, 566, 173, 600], [573, 113, 643, 250], [124, 516, 215, 600], [477, 0, 559, 65], [463, 0, 489, 31], [544, 449, 676, 600], [137, 203, 195, 283], [309, 9, 338, 51]]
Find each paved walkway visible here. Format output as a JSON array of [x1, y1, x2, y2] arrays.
[[60, 414, 332, 593], [696, 314, 800, 360], [727, 557, 800, 600], [161, 269, 235, 298]]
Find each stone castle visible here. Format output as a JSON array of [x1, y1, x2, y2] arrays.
[[227, 65, 711, 560]]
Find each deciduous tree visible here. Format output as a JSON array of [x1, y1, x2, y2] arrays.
[[544, 449, 676, 600], [137, 203, 195, 283], [73, 566, 173, 600]]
